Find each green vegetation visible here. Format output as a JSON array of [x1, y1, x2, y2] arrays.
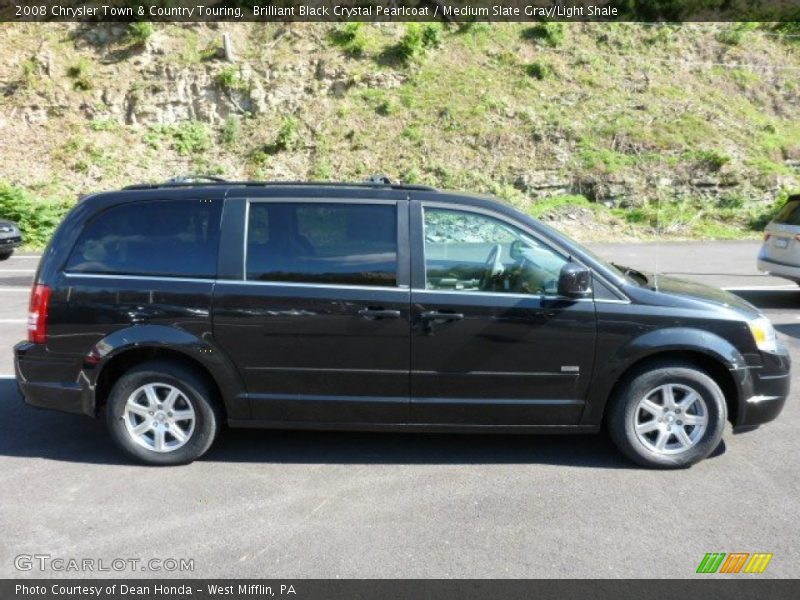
[[215, 66, 247, 92], [1, 22, 799, 248], [0, 182, 71, 247], [390, 23, 442, 64], [274, 116, 301, 152], [525, 61, 552, 81], [145, 121, 211, 156], [221, 116, 241, 146], [330, 22, 369, 56], [67, 58, 92, 91], [522, 22, 566, 47], [127, 22, 154, 46]]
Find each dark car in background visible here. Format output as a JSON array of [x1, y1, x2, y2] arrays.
[[0, 219, 22, 260], [13, 178, 790, 468]]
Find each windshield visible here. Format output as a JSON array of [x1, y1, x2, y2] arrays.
[[533, 219, 631, 282]]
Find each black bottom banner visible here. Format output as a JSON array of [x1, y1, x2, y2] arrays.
[[3, 579, 800, 600]]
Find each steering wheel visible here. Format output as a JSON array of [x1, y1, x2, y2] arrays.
[[480, 244, 505, 290]]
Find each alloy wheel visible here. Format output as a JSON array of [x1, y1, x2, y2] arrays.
[[123, 383, 196, 453], [633, 383, 708, 455]]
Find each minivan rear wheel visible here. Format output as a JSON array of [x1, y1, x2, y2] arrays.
[[607, 361, 727, 468], [105, 360, 221, 465]]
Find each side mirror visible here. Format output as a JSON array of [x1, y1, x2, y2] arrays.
[[558, 262, 592, 298]]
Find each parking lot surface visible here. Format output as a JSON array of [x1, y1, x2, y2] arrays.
[[1, 241, 798, 578]]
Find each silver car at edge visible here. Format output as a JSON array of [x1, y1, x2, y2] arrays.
[[758, 194, 800, 284]]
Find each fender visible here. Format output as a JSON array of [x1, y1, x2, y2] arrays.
[[581, 327, 753, 426], [80, 324, 249, 419]]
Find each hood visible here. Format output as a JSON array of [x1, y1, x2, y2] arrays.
[[650, 275, 759, 317]]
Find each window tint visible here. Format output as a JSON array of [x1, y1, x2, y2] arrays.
[[424, 208, 567, 295], [246, 202, 398, 286], [66, 200, 221, 278], [774, 199, 800, 226]]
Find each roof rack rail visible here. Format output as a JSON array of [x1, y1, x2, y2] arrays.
[[167, 174, 229, 184], [122, 177, 438, 192], [364, 174, 396, 185]]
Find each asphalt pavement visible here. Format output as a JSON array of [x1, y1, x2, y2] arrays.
[[0, 241, 798, 578]]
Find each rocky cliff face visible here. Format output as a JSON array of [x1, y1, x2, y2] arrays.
[[1, 22, 798, 241]]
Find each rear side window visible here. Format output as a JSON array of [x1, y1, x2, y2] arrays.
[[246, 202, 397, 286], [773, 199, 800, 226], [65, 199, 222, 278]]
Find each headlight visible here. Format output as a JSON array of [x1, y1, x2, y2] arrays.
[[748, 316, 778, 353]]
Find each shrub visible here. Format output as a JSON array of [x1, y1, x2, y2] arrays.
[[715, 23, 757, 46], [0, 182, 71, 248], [215, 66, 244, 92], [396, 24, 425, 62], [274, 116, 300, 152], [522, 22, 566, 47], [127, 22, 154, 46], [421, 24, 442, 49], [525, 61, 551, 80], [330, 22, 368, 56], [171, 121, 211, 155], [691, 149, 731, 171], [67, 58, 92, 91], [221, 115, 241, 146]]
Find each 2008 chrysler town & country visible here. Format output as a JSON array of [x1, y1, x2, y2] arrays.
[[14, 179, 790, 467]]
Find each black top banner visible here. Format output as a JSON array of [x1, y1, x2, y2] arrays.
[[2, 0, 800, 23]]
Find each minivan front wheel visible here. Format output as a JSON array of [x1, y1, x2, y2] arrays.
[[105, 361, 221, 465], [607, 361, 727, 468]]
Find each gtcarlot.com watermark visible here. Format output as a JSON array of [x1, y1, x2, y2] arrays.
[[14, 554, 194, 573]]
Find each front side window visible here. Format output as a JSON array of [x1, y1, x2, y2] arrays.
[[423, 208, 568, 295], [66, 199, 221, 278], [246, 202, 398, 286]]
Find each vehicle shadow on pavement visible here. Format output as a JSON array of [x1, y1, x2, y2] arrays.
[[0, 378, 127, 465], [0, 381, 728, 469]]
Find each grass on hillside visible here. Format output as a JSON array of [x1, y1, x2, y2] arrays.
[[0, 22, 798, 247]]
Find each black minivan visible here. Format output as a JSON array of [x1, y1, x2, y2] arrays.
[[14, 179, 790, 467]]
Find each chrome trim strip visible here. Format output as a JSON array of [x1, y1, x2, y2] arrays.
[[410, 287, 628, 303], [246, 366, 406, 374], [219, 279, 409, 293], [411, 397, 584, 406], [63, 272, 214, 284]]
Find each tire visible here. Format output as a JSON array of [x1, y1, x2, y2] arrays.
[[0, 250, 12, 261], [606, 361, 727, 469], [105, 360, 222, 465]]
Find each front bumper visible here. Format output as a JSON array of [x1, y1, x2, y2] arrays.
[[733, 341, 791, 432], [0, 235, 21, 251], [14, 341, 93, 416]]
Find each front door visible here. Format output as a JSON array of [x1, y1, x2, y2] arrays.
[[410, 203, 596, 426], [213, 199, 411, 424]]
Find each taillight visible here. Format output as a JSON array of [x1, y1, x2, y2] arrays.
[[764, 232, 771, 242], [27, 284, 51, 344]]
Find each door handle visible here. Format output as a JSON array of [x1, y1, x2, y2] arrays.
[[358, 308, 401, 320], [420, 310, 464, 322]]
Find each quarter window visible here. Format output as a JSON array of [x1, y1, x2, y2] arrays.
[[246, 202, 398, 286], [423, 208, 568, 295], [66, 199, 221, 278]]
